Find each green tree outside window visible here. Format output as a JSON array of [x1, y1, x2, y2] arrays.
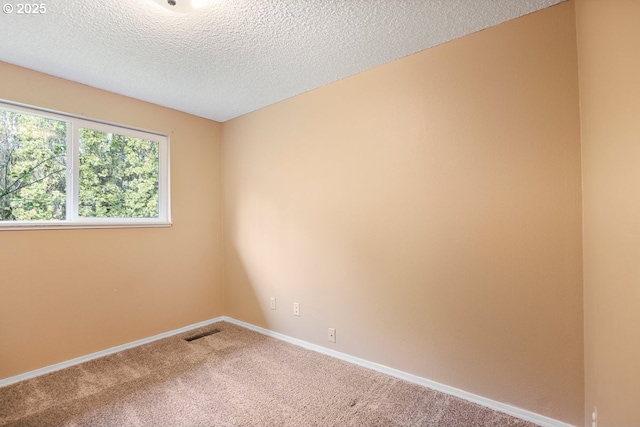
[[0, 107, 161, 222]]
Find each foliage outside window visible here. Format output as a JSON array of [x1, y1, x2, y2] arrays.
[[0, 101, 170, 229]]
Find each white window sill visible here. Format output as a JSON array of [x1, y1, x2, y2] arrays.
[[0, 221, 172, 231]]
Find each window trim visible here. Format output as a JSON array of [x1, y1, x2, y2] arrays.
[[0, 99, 171, 230]]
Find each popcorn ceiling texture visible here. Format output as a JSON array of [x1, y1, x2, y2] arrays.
[[0, 0, 563, 122]]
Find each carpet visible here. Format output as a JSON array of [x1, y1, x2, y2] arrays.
[[0, 321, 538, 426]]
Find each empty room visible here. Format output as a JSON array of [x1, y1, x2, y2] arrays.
[[0, 0, 638, 426]]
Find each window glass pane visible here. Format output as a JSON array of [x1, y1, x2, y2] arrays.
[[0, 108, 67, 221], [78, 128, 159, 218]]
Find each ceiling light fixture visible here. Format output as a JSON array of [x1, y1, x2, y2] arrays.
[[151, 0, 213, 13]]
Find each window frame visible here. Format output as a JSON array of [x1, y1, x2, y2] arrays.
[[0, 100, 171, 231]]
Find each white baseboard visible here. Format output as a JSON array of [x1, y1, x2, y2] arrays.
[[222, 316, 575, 427], [0, 315, 575, 427], [0, 316, 225, 388]]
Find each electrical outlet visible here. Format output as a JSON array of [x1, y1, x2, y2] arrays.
[[592, 406, 597, 427], [270, 297, 276, 310], [293, 302, 300, 316], [328, 328, 336, 343]]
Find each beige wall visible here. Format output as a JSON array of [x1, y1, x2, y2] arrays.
[[223, 2, 583, 424], [0, 62, 224, 379], [576, 1, 640, 425], [1, 3, 595, 424]]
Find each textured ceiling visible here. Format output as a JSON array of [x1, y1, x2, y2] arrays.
[[0, 0, 564, 122]]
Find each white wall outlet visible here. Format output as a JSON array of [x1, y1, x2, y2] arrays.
[[328, 328, 336, 343], [293, 302, 300, 316], [270, 297, 276, 310]]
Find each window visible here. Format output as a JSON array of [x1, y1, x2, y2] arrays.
[[0, 101, 170, 230]]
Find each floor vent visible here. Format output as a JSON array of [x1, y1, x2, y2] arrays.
[[184, 329, 221, 342]]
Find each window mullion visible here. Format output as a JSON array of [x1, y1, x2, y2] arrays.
[[64, 121, 73, 221], [69, 120, 80, 221]]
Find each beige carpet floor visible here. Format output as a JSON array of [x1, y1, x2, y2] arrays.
[[0, 322, 538, 426]]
